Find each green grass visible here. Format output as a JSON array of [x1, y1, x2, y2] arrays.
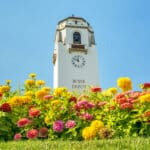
[[0, 137, 150, 150]]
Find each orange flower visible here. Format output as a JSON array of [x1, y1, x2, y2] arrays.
[[144, 111, 150, 117]]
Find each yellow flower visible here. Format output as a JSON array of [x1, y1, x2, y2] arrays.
[[117, 77, 132, 92], [139, 94, 150, 103], [5, 80, 12, 85], [9, 96, 32, 106], [41, 87, 51, 93], [35, 90, 49, 100], [102, 90, 112, 97], [107, 87, 118, 95], [82, 126, 96, 140], [90, 120, 104, 132], [62, 91, 72, 99], [25, 79, 35, 87], [36, 80, 45, 86], [24, 91, 34, 97], [45, 116, 51, 125], [53, 87, 67, 96], [51, 100, 62, 106], [28, 73, 36, 79], [0, 85, 10, 93]]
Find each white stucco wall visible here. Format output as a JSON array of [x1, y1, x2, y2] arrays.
[[53, 17, 100, 91]]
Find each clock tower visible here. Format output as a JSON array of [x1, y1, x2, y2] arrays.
[[53, 16, 100, 91]]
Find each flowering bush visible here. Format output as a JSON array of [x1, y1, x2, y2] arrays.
[[0, 74, 150, 141]]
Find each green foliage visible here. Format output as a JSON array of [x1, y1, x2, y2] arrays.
[[0, 74, 150, 141]]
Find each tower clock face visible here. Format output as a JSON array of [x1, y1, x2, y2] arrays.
[[71, 55, 86, 68]]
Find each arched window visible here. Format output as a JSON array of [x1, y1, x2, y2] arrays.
[[73, 32, 81, 44]]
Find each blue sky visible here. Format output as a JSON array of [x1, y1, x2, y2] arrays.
[[0, 0, 150, 90]]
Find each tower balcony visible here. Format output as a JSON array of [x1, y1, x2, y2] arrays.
[[69, 44, 88, 54]]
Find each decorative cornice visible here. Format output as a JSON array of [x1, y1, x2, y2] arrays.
[[57, 25, 94, 33]]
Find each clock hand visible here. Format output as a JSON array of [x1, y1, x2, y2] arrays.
[[77, 56, 80, 62], [73, 57, 78, 62]]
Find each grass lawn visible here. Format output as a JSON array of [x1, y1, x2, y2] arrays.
[[0, 137, 150, 150]]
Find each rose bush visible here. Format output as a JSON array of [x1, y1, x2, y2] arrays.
[[0, 74, 150, 141]]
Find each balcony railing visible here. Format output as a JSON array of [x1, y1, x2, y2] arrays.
[[69, 44, 87, 54]]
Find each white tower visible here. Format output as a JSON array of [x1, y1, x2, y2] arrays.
[[53, 16, 100, 91]]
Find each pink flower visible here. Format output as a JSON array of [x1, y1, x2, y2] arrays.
[[0, 102, 11, 112], [88, 102, 95, 108], [75, 100, 95, 110], [39, 127, 48, 137], [91, 87, 102, 92], [14, 133, 22, 141], [80, 113, 93, 121], [17, 118, 31, 128], [29, 108, 40, 117], [26, 129, 38, 139], [65, 120, 76, 128], [43, 95, 53, 100], [129, 91, 141, 99], [120, 103, 133, 109], [53, 120, 64, 132], [97, 101, 107, 108]]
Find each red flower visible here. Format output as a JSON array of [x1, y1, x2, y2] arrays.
[[14, 133, 22, 141], [0, 103, 11, 112], [39, 127, 48, 137], [120, 103, 133, 109], [29, 108, 40, 117], [142, 83, 150, 89], [116, 97, 127, 104], [91, 87, 102, 93], [115, 93, 125, 99], [69, 96, 77, 103], [17, 118, 31, 127], [26, 129, 38, 139]]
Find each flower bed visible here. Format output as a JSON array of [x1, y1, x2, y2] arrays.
[[0, 73, 150, 141]]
